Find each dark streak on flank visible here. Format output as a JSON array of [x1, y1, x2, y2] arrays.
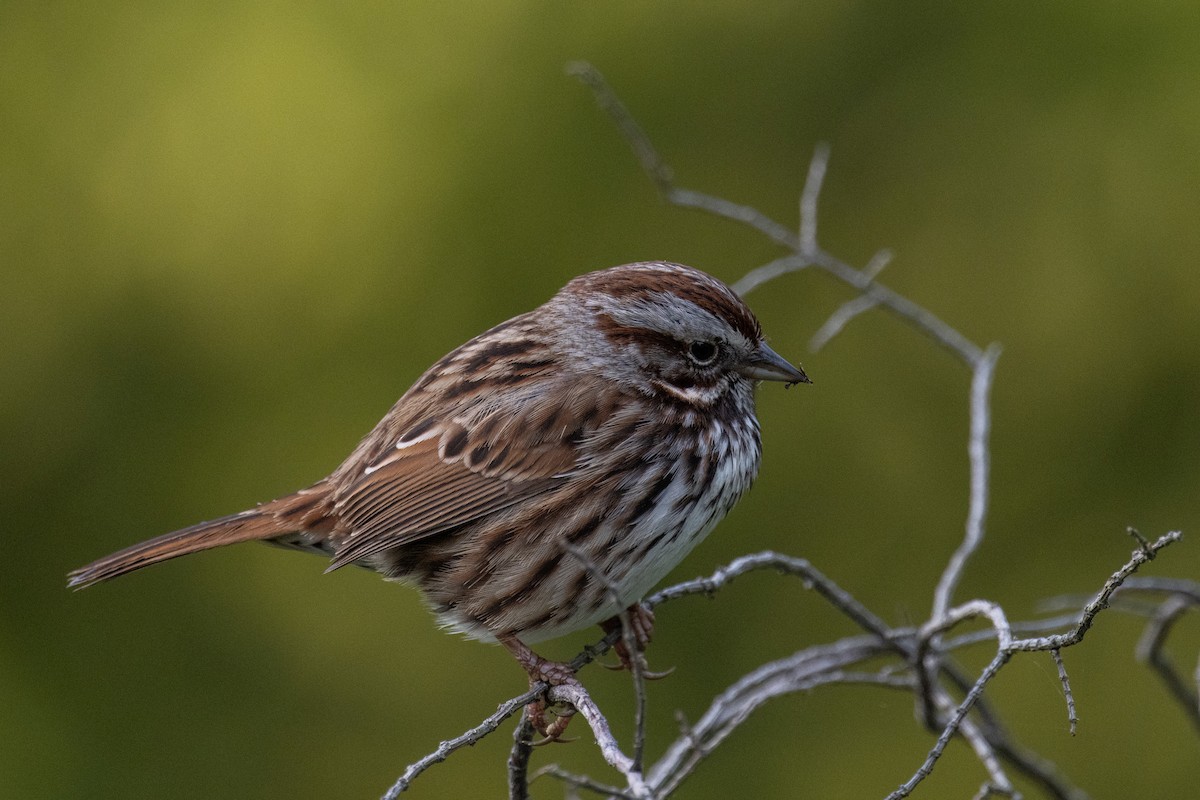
[[566, 513, 605, 543], [635, 529, 669, 560], [520, 608, 556, 631], [627, 470, 675, 526], [481, 526, 518, 561], [479, 551, 564, 618]]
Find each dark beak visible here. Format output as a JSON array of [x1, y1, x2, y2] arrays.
[[739, 342, 810, 387]]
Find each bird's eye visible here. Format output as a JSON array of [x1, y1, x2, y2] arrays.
[[687, 340, 719, 366]]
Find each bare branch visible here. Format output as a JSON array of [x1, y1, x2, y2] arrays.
[[532, 765, 638, 800], [382, 690, 538, 799], [888, 650, 1013, 800], [385, 626, 623, 797], [734, 255, 809, 296], [1050, 649, 1078, 736], [565, 61, 673, 195], [807, 249, 891, 351], [799, 143, 830, 256], [647, 640, 905, 796], [892, 531, 1181, 799], [508, 709, 535, 800], [548, 681, 649, 797], [647, 551, 896, 645], [569, 62, 985, 367], [932, 344, 1003, 621], [1136, 594, 1200, 732], [1120, 576, 1200, 601], [563, 542, 651, 772], [809, 294, 880, 352], [1011, 531, 1182, 653], [957, 716, 1015, 797], [384, 529, 1179, 797]]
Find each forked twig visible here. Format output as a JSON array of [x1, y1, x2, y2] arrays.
[[889, 531, 1181, 800], [567, 61, 984, 367]]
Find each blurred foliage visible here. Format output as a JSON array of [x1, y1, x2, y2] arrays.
[[3, 1, 1199, 798]]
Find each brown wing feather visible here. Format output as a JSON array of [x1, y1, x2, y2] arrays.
[[326, 391, 593, 570]]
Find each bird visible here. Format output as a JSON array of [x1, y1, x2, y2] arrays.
[[69, 261, 808, 734]]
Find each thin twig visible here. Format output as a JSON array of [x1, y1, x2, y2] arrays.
[[563, 542, 651, 774], [531, 765, 639, 800], [887, 650, 1013, 800], [648, 551, 896, 644], [382, 691, 539, 799], [647, 643, 905, 796], [799, 143, 830, 256], [957, 715, 1015, 797], [508, 709, 535, 800], [1050, 649, 1078, 736], [809, 294, 880, 352], [913, 598, 1013, 732], [1136, 594, 1200, 732], [891, 531, 1181, 800], [932, 344, 1003, 622], [565, 61, 673, 194], [548, 682, 650, 797], [1127, 526, 1154, 559], [385, 629, 621, 797], [569, 62, 984, 366], [1011, 532, 1182, 653], [1119, 576, 1200, 601]]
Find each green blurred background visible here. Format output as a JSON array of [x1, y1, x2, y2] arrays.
[[3, 2, 1198, 798]]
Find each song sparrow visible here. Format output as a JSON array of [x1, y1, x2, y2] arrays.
[[69, 261, 807, 731]]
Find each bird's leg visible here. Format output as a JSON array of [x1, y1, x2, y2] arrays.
[[499, 634, 580, 742], [599, 603, 674, 680]]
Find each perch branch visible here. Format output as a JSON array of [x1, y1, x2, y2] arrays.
[[507, 710, 534, 800]]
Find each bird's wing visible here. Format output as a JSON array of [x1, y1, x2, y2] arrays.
[[326, 390, 604, 570]]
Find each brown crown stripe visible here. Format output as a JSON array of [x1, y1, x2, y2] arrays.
[[571, 263, 761, 343]]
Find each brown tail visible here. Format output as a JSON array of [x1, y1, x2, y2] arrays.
[[68, 485, 332, 590]]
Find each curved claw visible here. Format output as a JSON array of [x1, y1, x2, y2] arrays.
[[532, 733, 579, 747], [531, 708, 577, 744], [641, 664, 676, 681]]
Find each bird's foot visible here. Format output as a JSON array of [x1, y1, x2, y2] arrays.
[[600, 603, 674, 680], [500, 635, 581, 742]]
